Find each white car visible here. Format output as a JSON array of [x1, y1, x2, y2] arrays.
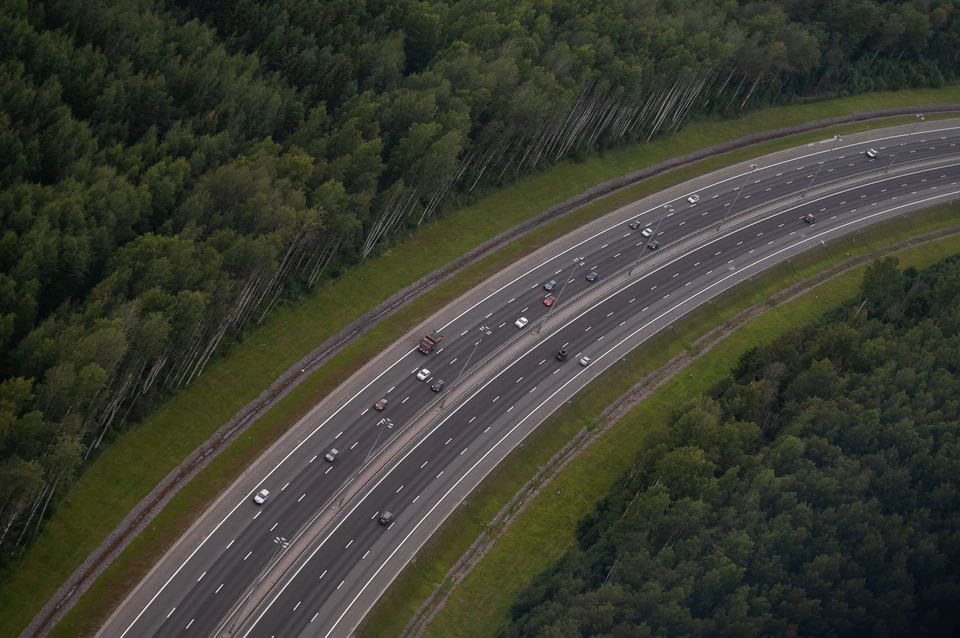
[[687, 194, 700, 204], [253, 489, 270, 505], [866, 148, 878, 159], [515, 317, 529, 328], [641, 227, 654, 238], [579, 356, 591, 367], [416, 368, 431, 381]]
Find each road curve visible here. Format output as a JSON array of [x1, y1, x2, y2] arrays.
[[98, 121, 960, 638]]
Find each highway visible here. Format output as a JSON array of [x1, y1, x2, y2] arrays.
[[99, 122, 960, 638]]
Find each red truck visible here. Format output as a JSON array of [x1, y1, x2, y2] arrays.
[[418, 331, 443, 354]]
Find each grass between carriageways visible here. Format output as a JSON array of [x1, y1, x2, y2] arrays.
[[17, 87, 959, 638], [359, 202, 960, 638]]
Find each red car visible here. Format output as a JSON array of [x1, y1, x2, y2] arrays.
[[374, 398, 388, 411], [543, 295, 556, 307], [802, 214, 815, 224]]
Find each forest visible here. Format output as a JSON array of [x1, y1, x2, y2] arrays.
[[501, 254, 960, 637], [1, 0, 959, 566]]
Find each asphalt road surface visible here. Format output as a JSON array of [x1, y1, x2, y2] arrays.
[[99, 122, 960, 638]]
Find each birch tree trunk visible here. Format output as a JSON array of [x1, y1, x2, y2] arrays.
[[739, 65, 769, 112], [12, 484, 46, 555]]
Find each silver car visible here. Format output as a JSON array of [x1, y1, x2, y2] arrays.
[[416, 368, 431, 381], [325, 448, 339, 462], [253, 489, 270, 505]]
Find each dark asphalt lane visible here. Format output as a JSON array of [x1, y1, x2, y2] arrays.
[[102, 125, 960, 638], [241, 164, 960, 637]]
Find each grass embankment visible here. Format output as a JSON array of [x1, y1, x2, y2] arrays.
[[367, 205, 960, 638], [4, 87, 955, 638]]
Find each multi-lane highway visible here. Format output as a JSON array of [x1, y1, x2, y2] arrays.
[[99, 122, 960, 638]]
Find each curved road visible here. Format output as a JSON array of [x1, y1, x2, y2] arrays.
[[98, 122, 960, 638]]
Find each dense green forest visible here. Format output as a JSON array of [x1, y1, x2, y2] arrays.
[[501, 254, 960, 637], [1, 0, 959, 567]]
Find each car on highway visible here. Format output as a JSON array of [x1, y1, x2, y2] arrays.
[[374, 398, 388, 411], [515, 317, 529, 328], [866, 148, 878, 159], [543, 295, 556, 306], [579, 355, 591, 367], [802, 213, 815, 223], [687, 194, 700, 204], [325, 448, 339, 462], [378, 511, 395, 526], [431, 379, 445, 392], [543, 279, 557, 291], [416, 368, 431, 381], [586, 272, 598, 282], [647, 240, 660, 250], [253, 489, 270, 505], [628, 220, 641, 229], [641, 227, 654, 238], [556, 349, 568, 361]]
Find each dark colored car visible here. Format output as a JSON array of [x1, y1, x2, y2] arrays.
[[543, 279, 557, 291], [586, 272, 598, 282], [431, 379, 445, 392], [629, 220, 641, 229], [647, 240, 660, 250], [556, 349, 568, 362], [802, 213, 815, 223], [378, 511, 395, 525]]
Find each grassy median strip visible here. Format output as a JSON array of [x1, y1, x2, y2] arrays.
[[8, 88, 956, 638], [360, 205, 960, 638]]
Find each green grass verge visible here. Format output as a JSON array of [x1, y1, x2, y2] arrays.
[[6, 87, 958, 638], [367, 205, 960, 638]]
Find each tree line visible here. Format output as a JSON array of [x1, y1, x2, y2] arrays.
[[500, 254, 960, 637], [1, 0, 958, 566]]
